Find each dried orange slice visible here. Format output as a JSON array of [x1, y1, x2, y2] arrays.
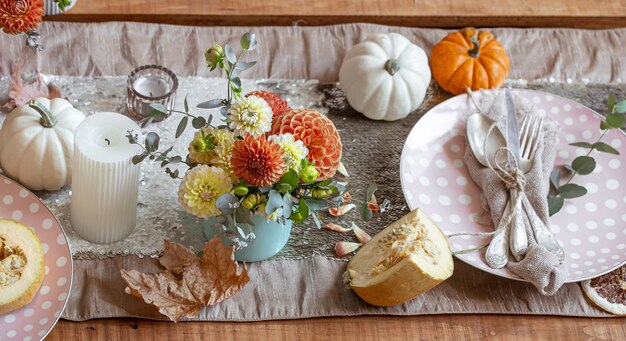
[[0, 218, 45, 314], [343, 208, 453, 306], [581, 265, 626, 316]]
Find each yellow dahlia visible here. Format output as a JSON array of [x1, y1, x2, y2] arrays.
[[178, 165, 233, 219], [188, 128, 235, 166], [231, 134, 284, 187], [228, 96, 273, 137], [268, 133, 308, 173]]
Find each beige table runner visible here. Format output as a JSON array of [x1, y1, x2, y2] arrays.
[[1, 22, 624, 321]]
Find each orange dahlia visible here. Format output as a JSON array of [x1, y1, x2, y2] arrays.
[[231, 134, 285, 187], [245, 90, 290, 118], [270, 109, 342, 179], [0, 0, 43, 35]]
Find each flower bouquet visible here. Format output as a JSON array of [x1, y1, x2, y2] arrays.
[[127, 33, 347, 261]]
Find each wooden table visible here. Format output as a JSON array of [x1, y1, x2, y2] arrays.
[[45, 1, 626, 340], [50, 0, 626, 28]]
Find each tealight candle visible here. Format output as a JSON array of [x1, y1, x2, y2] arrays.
[[70, 112, 142, 244], [127, 65, 178, 121]]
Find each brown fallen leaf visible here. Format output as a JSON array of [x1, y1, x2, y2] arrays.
[[4, 63, 63, 111], [120, 237, 250, 322]]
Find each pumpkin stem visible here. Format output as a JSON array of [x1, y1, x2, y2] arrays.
[[28, 100, 57, 128], [384, 59, 400, 76], [468, 36, 480, 58]]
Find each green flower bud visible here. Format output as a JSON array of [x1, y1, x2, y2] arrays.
[[241, 193, 263, 210], [205, 44, 224, 67], [299, 165, 319, 183], [311, 188, 331, 199], [192, 136, 208, 152], [233, 185, 249, 196]]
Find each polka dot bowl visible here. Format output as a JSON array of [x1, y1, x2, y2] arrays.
[[400, 89, 626, 283], [0, 175, 73, 340]]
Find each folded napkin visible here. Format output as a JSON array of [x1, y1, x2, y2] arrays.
[[464, 89, 567, 295]]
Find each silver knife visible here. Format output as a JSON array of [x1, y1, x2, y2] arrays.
[[504, 89, 527, 261]]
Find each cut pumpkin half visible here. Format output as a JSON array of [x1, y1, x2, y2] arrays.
[[344, 208, 453, 307], [0, 218, 45, 314]]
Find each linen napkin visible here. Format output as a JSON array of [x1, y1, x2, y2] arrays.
[[463, 89, 567, 295]]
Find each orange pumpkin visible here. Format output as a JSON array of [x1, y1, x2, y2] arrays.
[[430, 28, 510, 95]]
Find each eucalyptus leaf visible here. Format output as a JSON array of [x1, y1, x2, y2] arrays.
[[192, 116, 207, 129], [282, 193, 293, 219], [145, 132, 160, 152], [175, 116, 188, 138], [311, 212, 322, 229], [606, 113, 626, 129], [304, 198, 328, 211], [235, 61, 257, 71], [235, 207, 255, 226], [298, 198, 309, 218], [547, 196, 565, 216], [132, 152, 148, 164], [607, 94, 616, 111], [216, 193, 239, 215], [224, 44, 237, 64], [614, 100, 626, 114], [571, 156, 596, 175], [549, 168, 561, 190], [149, 103, 168, 113], [557, 183, 588, 199], [197, 98, 225, 109], [240, 32, 253, 50], [266, 190, 283, 214], [592, 142, 620, 155], [221, 106, 229, 117], [569, 142, 593, 149], [258, 186, 271, 194], [160, 159, 169, 167], [146, 108, 167, 121], [360, 203, 373, 221], [231, 77, 242, 89], [184, 95, 189, 113], [366, 183, 377, 202]]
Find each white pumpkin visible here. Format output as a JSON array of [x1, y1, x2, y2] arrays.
[[339, 33, 431, 121], [0, 97, 85, 191]]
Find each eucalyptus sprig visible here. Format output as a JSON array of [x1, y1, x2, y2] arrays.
[[547, 94, 625, 216]]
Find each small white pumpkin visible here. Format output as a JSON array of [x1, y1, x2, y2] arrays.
[[339, 33, 431, 121], [0, 97, 85, 191]]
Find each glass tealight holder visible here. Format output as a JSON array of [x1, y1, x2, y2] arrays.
[[126, 65, 178, 122]]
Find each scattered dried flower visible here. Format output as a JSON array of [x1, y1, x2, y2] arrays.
[[335, 241, 361, 257], [351, 222, 372, 244], [329, 204, 356, 216], [342, 192, 352, 203], [324, 223, 352, 233]]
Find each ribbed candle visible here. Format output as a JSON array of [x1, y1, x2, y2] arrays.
[[70, 112, 141, 244]]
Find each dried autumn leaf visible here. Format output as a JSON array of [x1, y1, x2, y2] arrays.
[[120, 237, 250, 322], [4, 63, 63, 111]]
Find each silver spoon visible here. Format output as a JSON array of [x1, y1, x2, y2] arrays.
[[466, 113, 511, 269]]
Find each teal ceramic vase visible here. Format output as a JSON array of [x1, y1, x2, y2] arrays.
[[202, 214, 292, 262]]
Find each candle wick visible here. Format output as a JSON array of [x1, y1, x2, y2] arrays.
[[150, 91, 153, 97], [105, 138, 111, 146]]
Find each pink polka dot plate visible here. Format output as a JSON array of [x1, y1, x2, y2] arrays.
[[400, 89, 626, 283], [0, 175, 73, 340]]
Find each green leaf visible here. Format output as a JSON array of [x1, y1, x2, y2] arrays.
[[149, 103, 168, 114], [600, 121, 609, 130], [231, 77, 242, 89], [266, 190, 283, 214], [282, 193, 293, 219], [224, 44, 237, 64], [235, 61, 257, 71], [145, 132, 160, 152], [216, 193, 239, 215], [277, 169, 299, 190], [557, 183, 588, 199], [276, 183, 293, 193], [183, 95, 189, 113], [175, 116, 188, 138], [235, 207, 255, 226], [314, 178, 333, 187], [606, 113, 626, 129], [192, 116, 207, 129], [569, 142, 593, 149], [614, 100, 626, 114], [297, 198, 309, 218], [132, 152, 148, 164], [360, 203, 373, 221], [366, 183, 377, 202], [304, 198, 328, 211], [310, 212, 322, 229], [547, 196, 565, 216], [571, 156, 596, 175], [197, 98, 224, 109], [549, 168, 561, 190], [240, 32, 252, 50], [607, 94, 616, 111], [592, 142, 620, 155]]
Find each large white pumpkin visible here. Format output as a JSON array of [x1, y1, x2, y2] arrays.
[[339, 33, 431, 121], [0, 98, 85, 191]]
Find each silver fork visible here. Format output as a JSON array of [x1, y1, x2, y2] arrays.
[[518, 114, 565, 263]]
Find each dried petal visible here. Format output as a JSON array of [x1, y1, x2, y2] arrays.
[[335, 241, 361, 257], [342, 192, 352, 203], [351, 222, 372, 244], [120, 237, 250, 322], [337, 162, 350, 177], [367, 194, 380, 212], [329, 204, 356, 216], [324, 223, 352, 233]]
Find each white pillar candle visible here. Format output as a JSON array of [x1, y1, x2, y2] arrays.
[[71, 112, 142, 244]]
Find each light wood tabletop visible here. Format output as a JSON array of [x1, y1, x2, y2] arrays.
[[50, 0, 626, 28], [44, 1, 626, 340]]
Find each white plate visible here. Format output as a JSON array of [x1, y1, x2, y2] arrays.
[[400, 89, 626, 282], [0, 175, 73, 340]]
